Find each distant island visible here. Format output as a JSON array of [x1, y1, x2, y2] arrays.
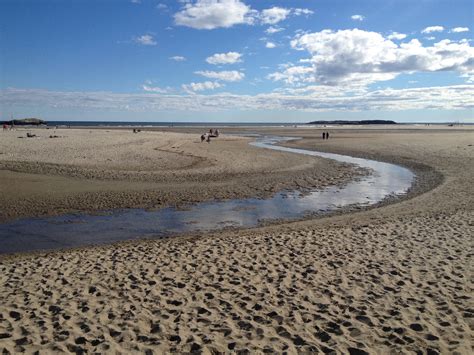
[[3, 118, 46, 126], [307, 120, 397, 125]]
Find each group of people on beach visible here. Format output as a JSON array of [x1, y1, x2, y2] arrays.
[[322, 131, 330, 140], [201, 128, 220, 143]]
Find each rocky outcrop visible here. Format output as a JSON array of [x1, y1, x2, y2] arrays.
[[4, 118, 46, 126]]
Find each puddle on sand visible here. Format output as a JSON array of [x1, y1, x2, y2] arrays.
[[0, 136, 414, 254]]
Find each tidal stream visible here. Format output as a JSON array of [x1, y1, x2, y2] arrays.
[[0, 136, 414, 254]]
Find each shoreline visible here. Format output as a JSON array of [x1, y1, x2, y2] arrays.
[[0, 137, 418, 257], [0, 129, 366, 223], [0, 132, 444, 259]]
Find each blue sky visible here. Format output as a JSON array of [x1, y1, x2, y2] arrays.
[[1, 0, 473, 122]]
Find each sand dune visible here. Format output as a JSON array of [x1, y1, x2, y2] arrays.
[[0, 127, 472, 353]]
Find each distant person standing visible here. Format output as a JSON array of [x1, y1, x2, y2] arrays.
[[322, 132, 326, 140], [326, 132, 330, 139]]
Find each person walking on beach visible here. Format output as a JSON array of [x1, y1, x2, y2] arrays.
[[326, 132, 330, 139], [322, 132, 326, 140]]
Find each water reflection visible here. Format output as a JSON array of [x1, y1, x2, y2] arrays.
[[0, 136, 414, 254]]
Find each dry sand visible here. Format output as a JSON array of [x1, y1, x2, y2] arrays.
[[0, 128, 362, 222], [0, 126, 473, 354]]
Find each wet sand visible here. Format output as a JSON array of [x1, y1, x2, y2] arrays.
[[0, 126, 473, 354], [0, 128, 362, 222]]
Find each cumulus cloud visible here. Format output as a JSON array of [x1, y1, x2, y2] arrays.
[[174, 0, 254, 29], [3, 85, 473, 113], [182, 81, 223, 93], [195, 70, 245, 81], [268, 65, 313, 84], [265, 42, 276, 49], [170, 56, 186, 61], [451, 27, 469, 33], [260, 7, 291, 25], [351, 15, 365, 21], [174, 1, 313, 29], [265, 26, 284, 34], [268, 29, 474, 87], [421, 26, 444, 34], [387, 32, 407, 40], [206, 51, 242, 65], [260, 7, 313, 25], [135, 34, 157, 46]]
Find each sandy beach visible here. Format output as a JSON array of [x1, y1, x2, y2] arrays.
[[0, 128, 362, 223], [0, 126, 473, 354]]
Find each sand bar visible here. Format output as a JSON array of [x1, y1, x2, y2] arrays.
[[0, 128, 363, 223]]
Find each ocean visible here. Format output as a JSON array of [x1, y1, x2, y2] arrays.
[[46, 121, 301, 127], [46, 121, 473, 127]]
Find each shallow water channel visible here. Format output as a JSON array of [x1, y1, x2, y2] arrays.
[[0, 136, 414, 254]]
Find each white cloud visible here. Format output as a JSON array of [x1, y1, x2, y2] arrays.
[[265, 26, 284, 34], [351, 14, 365, 21], [293, 8, 314, 16], [260, 7, 291, 25], [206, 51, 242, 65], [131, 0, 141, 4], [259, 7, 313, 25], [265, 42, 276, 49], [142, 84, 169, 93], [182, 81, 223, 93], [156, 3, 168, 10], [421, 26, 444, 34], [170, 56, 186, 61], [461, 72, 474, 83], [387, 32, 407, 40], [174, 1, 313, 30], [268, 65, 314, 84], [195, 70, 245, 81], [135, 34, 157, 46], [270, 29, 474, 87], [451, 27, 469, 33], [3, 85, 473, 113], [174, 0, 254, 30]]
